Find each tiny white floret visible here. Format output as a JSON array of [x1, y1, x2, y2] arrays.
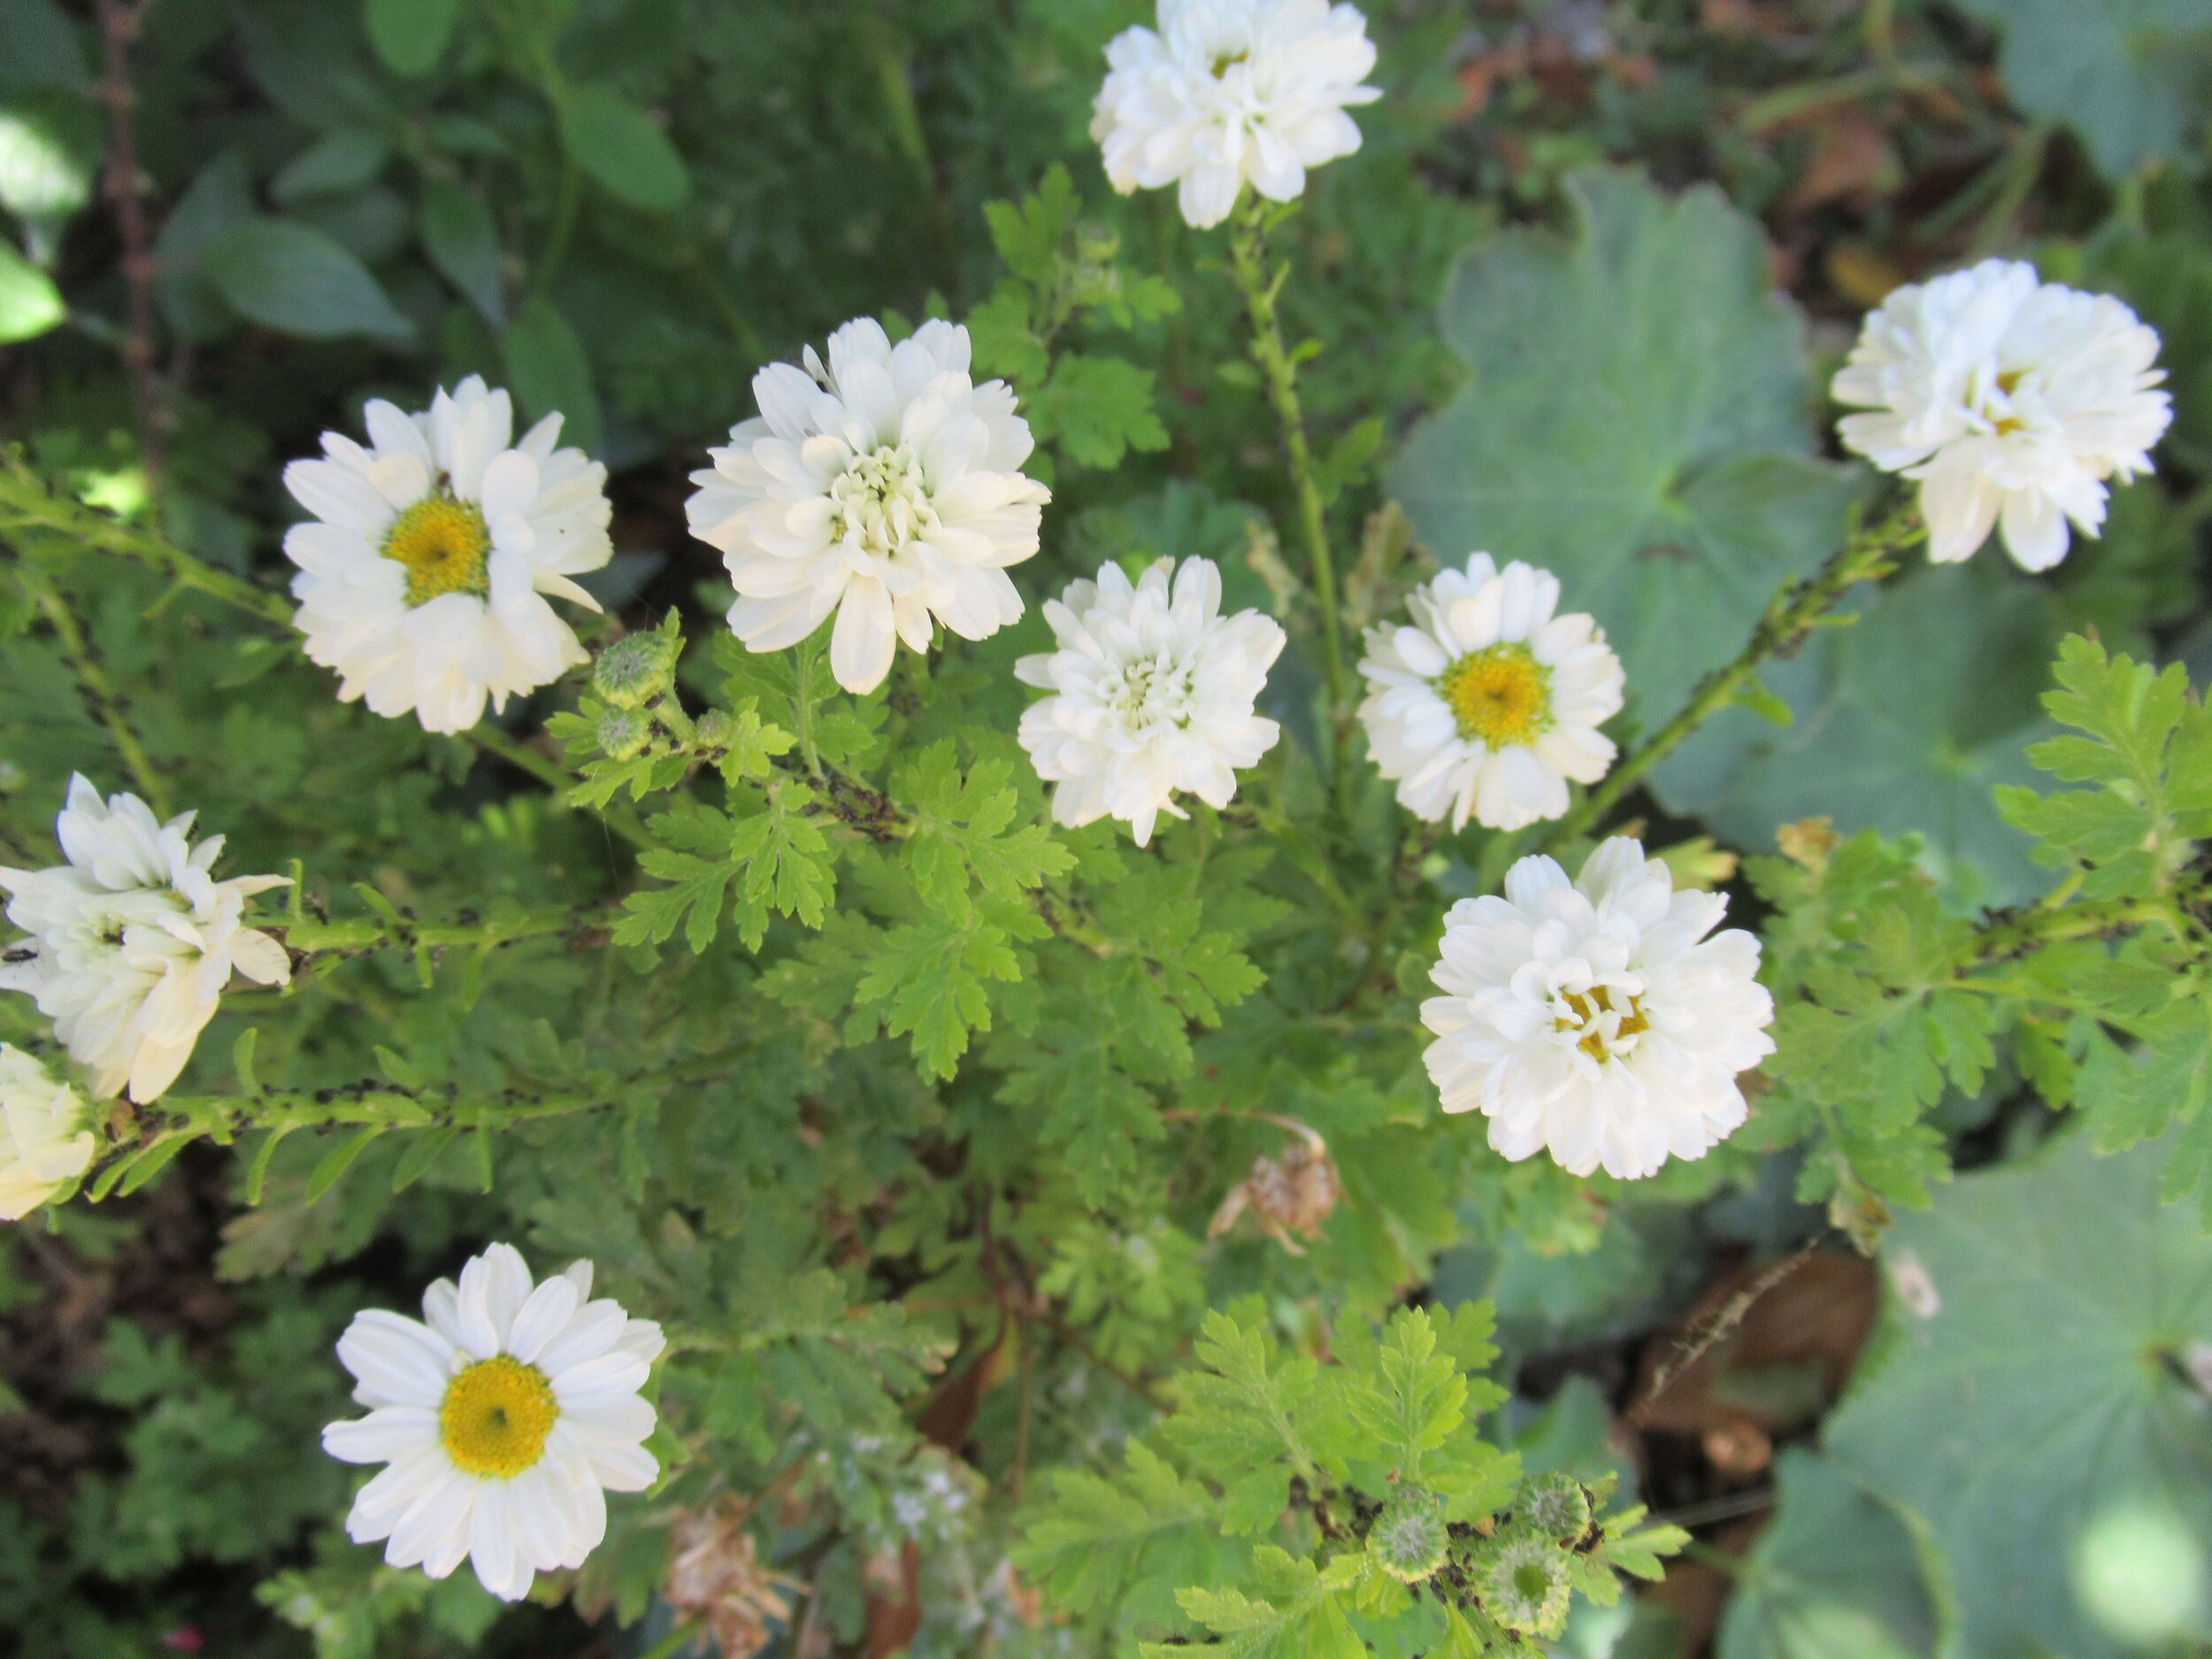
[[1832, 258, 2171, 571], [1017, 556, 1286, 847], [1091, 0, 1381, 230], [1422, 838, 1774, 1179], [322, 1243, 666, 1602]]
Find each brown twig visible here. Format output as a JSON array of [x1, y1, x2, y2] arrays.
[[93, 0, 164, 490]]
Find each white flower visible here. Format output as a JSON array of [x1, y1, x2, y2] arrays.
[[1832, 258, 2172, 571], [1421, 838, 1774, 1180], [1016, 557, 1286, 846], [282, 376, 614, 734], [0, 778, 289, 1103], [1091, 0, 1381, 229], [1358, 555, 1624, 832], [322, 1243, 665, 1603], [687, 318, 1050, 695], [0, 1045, 94, 1221]]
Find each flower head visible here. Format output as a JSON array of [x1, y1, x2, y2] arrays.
[[687, 318, 1049, 695], [1371, 1486, 1449, 1583], [1092, 0, 1381, 229], [1016, 557, 1285, 847], [0, 1046, 94, 1221], [322, 1243, 665, 1602], [0, 778, 289, 1102], [282, 376, 613, 733], [1477, 1532, 1571, 1637], [1832, 259, 2171, 570], [1358, 555, 1624, 832], [1422, 838, 1774, 1179]]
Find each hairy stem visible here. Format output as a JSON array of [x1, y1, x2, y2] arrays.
[[93, 0, 164, 490], [1225, 197, 1349, 715], [1539, 504, 1924, 853]]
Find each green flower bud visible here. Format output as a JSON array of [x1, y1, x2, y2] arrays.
[[593, 632, 679, 709], [1476, 1533, 1571, 1638], [595, 706, 652, 762], [1370, 1486, 1448, 1585], [693, 709, 734, 750], [1517, 1472, 1591, 1543]]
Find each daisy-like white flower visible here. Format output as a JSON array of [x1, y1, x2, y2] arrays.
[[1357, 555, 1624, 833], [0, 1045, 94, 1221], [687, 318, 1050, 695], [1091, 0, 1381, 230], [322, 1243, 664, 1602], [1421, 839, 1774, 1180], [1832, 258, 2172, 571], [0, 778, 289, 1103], [282, 376, 614, 733], [1016, 557, 1285, 847]]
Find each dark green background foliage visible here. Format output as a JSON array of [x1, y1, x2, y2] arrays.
[[3, 0, 2212, 1655]]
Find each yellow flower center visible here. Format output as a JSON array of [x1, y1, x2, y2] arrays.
[[439, 1356, 557, 1479], [1440, 643, 1551, 748], [1555, 984, 1649, 1063], [383, 495, 492, 606]]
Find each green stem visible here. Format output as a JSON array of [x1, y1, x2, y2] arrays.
[[19, 565, 173, 817], [1224, 197, 1349, 717], [274, 896, 621, 960], [1, 451, 295, 627], [1538, 504, 1924, 853]]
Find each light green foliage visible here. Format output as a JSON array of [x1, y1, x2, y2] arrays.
[[1015, 1305, 1677, 1653], [971, 163, 1180, 474], [1715, 1451, 1939, 1659], [3, 2, 2211, 1653], [1660, 561, 2067, 906], [1829, 1133, 2212, 1659], [1389, 167, 1863, 722], [1947, 0, 2212, 178]]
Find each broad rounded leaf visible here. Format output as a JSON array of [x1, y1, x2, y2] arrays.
[[501, 294, 600, 457], [557, 84, 688, 213], [364, 0, 459, 79], [1656, 559, 2063, 906], [271, 127, 391, 204], [1715, 1450, 1939, 1659], [420, 176, 504, 326], [1388, 166, 1862, 725], [0, 238, 64, 342], [1948, 0, 2212, 178], [1830, 1131, 2212, 1659], [0, 88, 101, 221], [200, 217, 414, 341], [558, 84, 689, 213]]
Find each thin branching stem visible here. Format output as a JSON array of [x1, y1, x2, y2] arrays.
[[1539, 503, 1926, 854]]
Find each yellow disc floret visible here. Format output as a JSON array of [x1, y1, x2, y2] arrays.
[[439, 1355, 557, 1479], [383, 495, 492, 606], [1440, 643, 1552, 748]]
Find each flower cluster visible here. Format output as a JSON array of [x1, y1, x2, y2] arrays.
[[0, 1045, 93, 1221], [323, 1243, 664, 1602], [1358, 554, 1624, 832], [1832, 257, 2172, 571], [687, 318, 1051, 695], [1092, 0, 1380, 228], [283, 376, 615, 734], [1016, 557, 1286, 845], [0, 777, 288, 1105], [1420, 839, 1775, 1180]]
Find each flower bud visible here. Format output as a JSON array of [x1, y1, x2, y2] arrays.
[[1516, 1472, 1591, 1544], [593, 631, 680, 710], [1371, 1486, 1448, 1584], [596, 707, 652, 762], [1477, 1533, 1571, 1637]]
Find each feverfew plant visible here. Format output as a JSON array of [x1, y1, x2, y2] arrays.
[[0, 2, 2206, 1655]]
